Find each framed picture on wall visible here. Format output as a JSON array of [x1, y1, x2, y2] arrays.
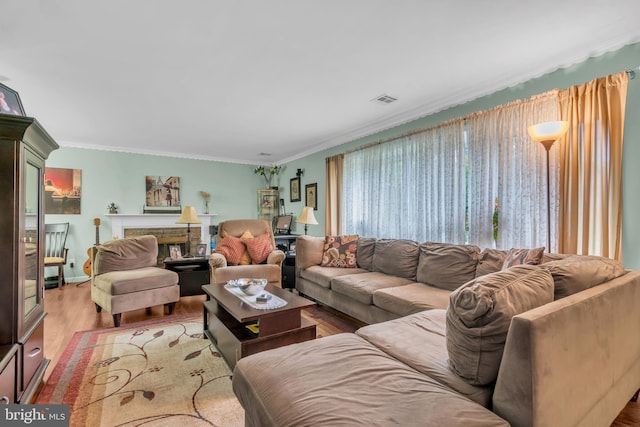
[[44, 167, 82, 214], [0, 82, 26, 116], [305, 183, 317, 211], [290, 177, 301, 202]]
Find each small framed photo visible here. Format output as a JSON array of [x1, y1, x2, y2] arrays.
[[169, 245, 182, 260], [195, 243, 207, 257], [0, 82, 26, 116], [290, 177, 301, 202], [305, 183, 317, 211]]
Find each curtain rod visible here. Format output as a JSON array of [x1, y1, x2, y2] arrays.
[[345, 69, 636, 156]]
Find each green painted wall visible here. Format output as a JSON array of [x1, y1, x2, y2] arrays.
[[48, 42, 640, 281], [44, 147, 274, 281]]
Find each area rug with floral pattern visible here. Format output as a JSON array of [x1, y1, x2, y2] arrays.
[[37, 315, 243, 427]]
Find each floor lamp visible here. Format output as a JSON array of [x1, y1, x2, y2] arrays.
[[527, 121, 569, 252], [296, 206, 318, 235], [176, 206, 202, 257]]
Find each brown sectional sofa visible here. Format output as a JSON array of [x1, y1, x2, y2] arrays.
[[232, 235, 640, 426], [296, 237, 490, 324]]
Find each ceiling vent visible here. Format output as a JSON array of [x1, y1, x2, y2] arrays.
[[371, 94, 398, 105]]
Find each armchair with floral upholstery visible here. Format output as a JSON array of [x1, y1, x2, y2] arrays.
[[209, 219, 285, 287]]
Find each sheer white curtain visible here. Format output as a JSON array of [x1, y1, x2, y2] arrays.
[[466, 91, 560, 250], [343, 121, 466, 242]]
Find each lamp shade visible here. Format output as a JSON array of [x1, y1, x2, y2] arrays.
[[296, 206, 318, 225], [176, 206, 201, 224], [527, 121, 569, 143]]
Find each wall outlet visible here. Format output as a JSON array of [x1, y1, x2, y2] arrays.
[[69, 259, 75, 268]]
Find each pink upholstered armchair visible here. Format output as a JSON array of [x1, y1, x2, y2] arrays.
[[209, 219, 285, 287]]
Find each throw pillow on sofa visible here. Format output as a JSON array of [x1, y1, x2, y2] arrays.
[[501, 247, 545, 269], [446, 264, 554, 386], [321, 235, 359, 268], [540, 255, 627, 299], [416, 242, 481, 291]]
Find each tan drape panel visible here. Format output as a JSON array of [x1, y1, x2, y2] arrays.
[[325, 154, 344, 235], [558, 71, 628, 260]]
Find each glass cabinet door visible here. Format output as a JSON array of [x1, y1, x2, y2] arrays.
[[258, 189, 279, 222], [22, 152, 42, 321]]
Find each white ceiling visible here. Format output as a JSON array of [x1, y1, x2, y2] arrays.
[[2, 1, 640, 165]]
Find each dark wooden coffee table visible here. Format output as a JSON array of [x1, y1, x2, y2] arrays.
[[202, 283, 316, 369]]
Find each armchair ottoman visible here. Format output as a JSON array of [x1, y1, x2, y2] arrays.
[[91, 235, 180, 327]]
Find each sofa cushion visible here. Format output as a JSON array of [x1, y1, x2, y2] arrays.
[[372, 283, 450, 317], [295, 235, 324, 269], [331, 272, 412, 305], [299, 265, 368, 289], [356, 237, 376, 270], [446, 265, 554, 386], [321, 234, 359, 268], [93, 266, 178, 295], [540, 255, 627, 299], [372, 239, 419, 280], [475, 248, 508, 278], [357, 310, 494, 407], [501, 247, 545, 269], [417, 242, 481, 291], [94, 235, 158, 274], [243, 231, 274, 264], [233, 333, 509, 427]]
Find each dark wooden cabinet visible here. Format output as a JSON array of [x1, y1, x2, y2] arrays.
[[0, 115, 58, 403]]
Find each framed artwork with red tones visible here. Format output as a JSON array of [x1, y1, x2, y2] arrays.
[[44, 167, 82, 214]]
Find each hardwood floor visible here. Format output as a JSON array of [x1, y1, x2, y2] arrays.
[[43, 281, 638, 425]]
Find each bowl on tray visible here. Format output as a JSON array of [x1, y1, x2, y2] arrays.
[[228, 278, 268, 295]]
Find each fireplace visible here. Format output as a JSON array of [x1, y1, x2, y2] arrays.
[[106, 213, 214, 264]]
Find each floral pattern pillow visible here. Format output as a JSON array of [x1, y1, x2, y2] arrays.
[[321, 235, 359, 268], [501, 247, 545, 270]]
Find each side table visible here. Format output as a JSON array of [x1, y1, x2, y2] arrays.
[[282, 252, 296, 289], [163, 257, 210, 297]]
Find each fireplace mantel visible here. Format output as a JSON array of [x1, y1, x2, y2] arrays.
[[106, 213, 216, 245]]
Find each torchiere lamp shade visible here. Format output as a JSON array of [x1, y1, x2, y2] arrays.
[[527, 121, 569, 150]]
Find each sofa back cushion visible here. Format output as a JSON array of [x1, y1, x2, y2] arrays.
[[416, 242, 481, 291], [475, 248, 508, 278], [356, 237, 376, 270], [446, 265, 554, 386], [94, 235, 158, 275], [540, 254, 627, 299], [295, 235, 325, 269], [372, 239, 419, 280]]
